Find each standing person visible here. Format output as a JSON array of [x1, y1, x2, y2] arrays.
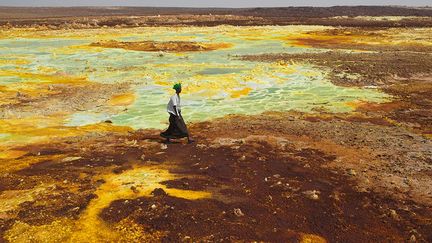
[[160, 83, 194, 144]]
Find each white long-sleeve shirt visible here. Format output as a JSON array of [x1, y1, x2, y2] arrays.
[[167, 94, 181, 116]]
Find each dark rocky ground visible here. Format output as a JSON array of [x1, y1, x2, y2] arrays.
[[1, 6, 432, 28], [0, 109, 431, 242]]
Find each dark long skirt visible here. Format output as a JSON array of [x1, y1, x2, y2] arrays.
[[160, 113, 189, 139]]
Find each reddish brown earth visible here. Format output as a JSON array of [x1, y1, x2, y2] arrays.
[[89, 40, 232, 52], [1, 110, 431, 242]]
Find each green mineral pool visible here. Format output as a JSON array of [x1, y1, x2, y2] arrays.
[[0, 26, 390, 129]]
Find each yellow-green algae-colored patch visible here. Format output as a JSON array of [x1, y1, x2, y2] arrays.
[[5, 165, 211, 242], [0, 115, 132, 151]]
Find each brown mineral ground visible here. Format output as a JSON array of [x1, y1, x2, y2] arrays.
[[90, 40, 233, 52]]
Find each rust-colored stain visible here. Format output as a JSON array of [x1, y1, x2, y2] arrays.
[[287, 28, 432, 52], [90, 40, 233, 52], [355, 101, 406, 113], [292, 36, 357, 48]]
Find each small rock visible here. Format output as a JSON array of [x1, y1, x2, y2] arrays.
[[63, 180, 68, 184], [233, 208, 244, 217], [151, 204, 157, 209], [196, 144, 206, 149], [151, 188, 167, 197], [62, 157, 82, 162], [130, 186, 139, 193], [104, 120, 113, 123], [409, 234, 416, 242], [140, 154, 146, 160], [303, 190, 320, 200], [348, 169, 357, 176], [239, 155, 246, 161], [160, 144, 168, 150], [389, 209, 400, 220]]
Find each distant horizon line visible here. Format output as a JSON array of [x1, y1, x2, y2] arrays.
[[0, 5, 430, 8]]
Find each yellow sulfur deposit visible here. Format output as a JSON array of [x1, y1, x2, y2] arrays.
[[5, 165, 211, 242], [108, 93, 136, 106]]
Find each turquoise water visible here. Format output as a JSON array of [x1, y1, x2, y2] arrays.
[[0, 26, 390, 129]]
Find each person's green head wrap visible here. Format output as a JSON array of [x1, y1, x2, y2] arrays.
[[173, 83, 181, 90]]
